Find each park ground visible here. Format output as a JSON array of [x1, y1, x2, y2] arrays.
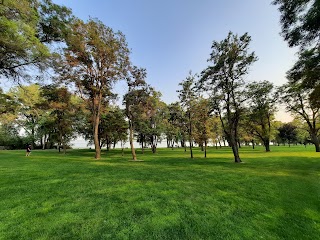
[[0, 146, 319, 239]]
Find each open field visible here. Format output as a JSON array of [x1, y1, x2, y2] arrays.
[[0, 146, 319, 239]]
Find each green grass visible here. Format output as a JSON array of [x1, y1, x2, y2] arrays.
[[0, 145, 319, 240]]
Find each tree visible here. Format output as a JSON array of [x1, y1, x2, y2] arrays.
[[177, 72, 197, 159], [9, 84, 44, 148], [124, 67, 148, 161], [273, 0, 320, 99], [57, 18, 130, 159], [279, 82, 320, 151], [39, 85, 79, 153], [272, 0, 320, 48], [165, 102, 186, 149], [98, 107, 128, 151], [245, 80, 277, 152], [193, 98, 212, 157], [278, 123, 298, 147], [199, 32, 258, 162], [0, 0, 72, 82], [135, 90, 165, 154]]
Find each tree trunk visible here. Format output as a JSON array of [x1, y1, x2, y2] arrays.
[[93, 95, 102, 159], [63, 141, 66, 155], [252, 139, 255, 149], [141, 140, 144, 154], [264, 139, 270, 152], [129, 120, 137, 160], [188, 112, 193, 158], [230, 135, 241, 163], [310, 132, 320, 152], [204, 140, 207, 158]]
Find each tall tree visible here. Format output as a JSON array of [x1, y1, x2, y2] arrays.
[[57, 18, 130, 159], [245, 80, 277, 152], [177, 72, 197, 159], [279, 82, 320, 151], [199, 32, 257, 162], [124, 67, 148, 161]]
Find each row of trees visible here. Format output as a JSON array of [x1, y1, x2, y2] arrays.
[[0, 81, 314, 153], [1, 0, 319, 161]]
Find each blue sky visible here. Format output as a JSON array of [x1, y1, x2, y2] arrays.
[[53, 0, 297, 121]]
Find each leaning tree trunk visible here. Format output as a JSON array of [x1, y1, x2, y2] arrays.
[[310, 132, 320, 152], [230, 135, 241, 163], [129, 119, 137, 160]]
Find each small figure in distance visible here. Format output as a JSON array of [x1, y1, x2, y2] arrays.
[[26, 144, 31, 157]]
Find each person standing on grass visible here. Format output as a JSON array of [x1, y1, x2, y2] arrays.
[[26, 144, 31, 156]]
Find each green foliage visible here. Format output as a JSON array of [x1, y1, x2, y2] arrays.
[[0, 0, 72, 81], [287, 47, 320, 98], [245, 80, 277, 151], [9, 84, 44, 146], [0, 88, 18, 115], [98, 107, 128, 149], [278, 123, 298, 145], [0, 124, 28, 149], [39, 85, 79, 153], [0, 147, 319, 239], [273, 0, 320, 48]]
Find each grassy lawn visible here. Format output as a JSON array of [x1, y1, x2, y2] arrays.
[[0, 145, 319, 240]]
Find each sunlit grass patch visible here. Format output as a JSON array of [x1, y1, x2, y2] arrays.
[[0, 145, 319, 239]]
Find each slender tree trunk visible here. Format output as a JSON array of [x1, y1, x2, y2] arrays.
[[121, 141, 124, 156], [93, 95, 102, 159], [141, 140, 144, 154], [188, 113, 193, 159], [129, 119, 137, 160], [106, 140, 110, 151], [204, 140, 207, 158], [237, 138, 241, 148], [63, 141, 66, 154], [252, 139, 255, 149], [230, 135, 241, 163]]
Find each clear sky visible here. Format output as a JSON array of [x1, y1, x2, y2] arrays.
[[53, 0, 297, 121]]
